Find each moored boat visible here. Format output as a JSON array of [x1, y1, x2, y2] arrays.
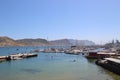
[[85, 51, 116, 59]]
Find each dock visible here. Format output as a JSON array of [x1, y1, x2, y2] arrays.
[[96, 58, 120, 75], [105, 58, 120, 64], [0, 53, 38, 61]]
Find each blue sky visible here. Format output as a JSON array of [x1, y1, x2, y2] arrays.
[[0, 0, 120, 44]]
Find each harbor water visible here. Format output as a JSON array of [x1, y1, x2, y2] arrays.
[[0, 46, 120, 80]]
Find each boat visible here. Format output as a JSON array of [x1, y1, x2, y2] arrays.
[[65, 49, 81, 55], [85, 51, 116, 59]]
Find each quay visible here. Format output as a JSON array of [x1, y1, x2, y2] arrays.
[[96, 58, 120, 75], [0, 53, 38, 61]]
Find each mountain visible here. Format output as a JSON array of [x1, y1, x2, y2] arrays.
[[50, 39, 72, 46], [69, 39, 95, 46], [0, 36, 25, 47], [16, 38, 50, 46], [0, 36, 95, 47], [50, 39, 95, 46], [0, 36, 50, 47]]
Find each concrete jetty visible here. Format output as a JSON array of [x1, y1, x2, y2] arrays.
[[0, 56, 7, 59], [96, 58, 120, 75], [0, 53, 38, 61]]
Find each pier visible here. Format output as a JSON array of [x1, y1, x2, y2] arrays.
[[0, 53, 38, 61], [96, 58, 120, 75]]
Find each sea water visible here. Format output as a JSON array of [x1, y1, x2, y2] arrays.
[[0, 46, 120, 80]]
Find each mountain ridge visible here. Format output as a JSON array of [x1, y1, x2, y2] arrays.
[[50, 39, 95, 46], [17, 38, 50, 46], [0, 36, 26, 47], [0, 36, 95, 47]]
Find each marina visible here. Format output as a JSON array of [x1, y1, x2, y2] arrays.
[[1, 0, 120, 80], [0, 46, 120, 80]]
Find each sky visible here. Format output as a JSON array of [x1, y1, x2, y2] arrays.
[[0, 0, 120, 44]]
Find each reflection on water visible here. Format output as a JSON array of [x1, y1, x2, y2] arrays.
[[102, 68, 120, 80], [0, 46, 120, 80], [85, 58, 120, 80]]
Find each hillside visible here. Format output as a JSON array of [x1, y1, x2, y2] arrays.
[[0, 36, 95, 47], [50, 39, 72, 46], [0, 36, 50, 47], [0, 36, 25, 47], [16, 38, 50, 46], [69, 39, 95, 46], [50, 39, 95, 46]]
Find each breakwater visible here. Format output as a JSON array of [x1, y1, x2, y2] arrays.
[[0, 53, 38, 61]]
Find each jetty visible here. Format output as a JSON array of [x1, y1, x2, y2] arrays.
[[0, 53, 38, 61], [96, 58, 120, 75], [0, 56, 7, 60]]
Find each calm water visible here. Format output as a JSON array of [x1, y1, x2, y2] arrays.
[[0, 46, 120, 80]]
